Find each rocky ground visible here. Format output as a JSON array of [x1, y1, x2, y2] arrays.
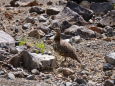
[[0, 0, 115, 86]]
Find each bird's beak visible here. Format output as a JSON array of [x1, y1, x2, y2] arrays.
[[53, 28, 61, 34]]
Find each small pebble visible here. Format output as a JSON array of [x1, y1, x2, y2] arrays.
[[7, 72, 15, 80], [26, 75, 35, 80]]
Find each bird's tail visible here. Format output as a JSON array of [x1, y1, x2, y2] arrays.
[[75, 54, 81, 63], [76, 58, 81, 63]]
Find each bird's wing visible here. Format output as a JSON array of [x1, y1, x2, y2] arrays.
[[59, 40, 76, 54], [60, 40, 81, 63]]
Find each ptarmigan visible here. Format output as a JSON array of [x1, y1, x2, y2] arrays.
[[53, 28, 81, 63]]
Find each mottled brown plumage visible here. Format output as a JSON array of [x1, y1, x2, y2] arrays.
[[53, 29, 81, 63]]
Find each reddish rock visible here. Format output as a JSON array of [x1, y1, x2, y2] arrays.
[[89, 26, 105, 34]]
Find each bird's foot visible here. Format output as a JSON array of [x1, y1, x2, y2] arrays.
[[79, 63, 87, 70], [60, 60, 67, 67]]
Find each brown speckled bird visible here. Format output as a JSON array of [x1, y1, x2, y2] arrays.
[[53, 28, 81, 63]]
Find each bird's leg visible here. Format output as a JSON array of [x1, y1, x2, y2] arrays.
[[63, 57, 67, 63], [60, 57, 67, 66], [52, 50, 60, 67]]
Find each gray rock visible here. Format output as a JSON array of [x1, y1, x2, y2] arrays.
[[30, 53, 56, 70], [10, 0, 39, 7], [74, 78, 87, 85], [36, 82, 57, 86], [58, 68, 74, 76], [65, 82, 73, 86], [80, 0, 91, 8], [16, 46, 27, 52], [105, 71, 113, 76], [64, 25, 96, 39], [0, 30, 15, 46], [50, 20, 61, 29], [39, 15, 47, 22], [22, 23, 32, 30], [28, 29, 45, 38], [13, 71, 28, 78], [0, 54, 6, 61], [105, 52, 115, 65], [25, 17, 36, 24], [9, 46, 18, 54], [44, 51, 52, 55], [26, 75, 35, 80], [31, 69, 39, 75], [79, 84, 86, 86], [0, 23, 5, 30], [46, 7, 60, 15], [55, 7, 87, 26], [70, 36, 81, 44], [111, 75, 115, 82], [7, 72, 16, 80], [66, 1, 93, 21], [72, 82, 79, 86], [10, 25, 19, 33], [87, 80, 96, 86], [29, 6, 45, 14], [64, 25, 80, 35], [47, 1, 53, 5], [109, 0, 115, 3], [104, 26, 115, 37], [62, 39, 71, 44], [60, 21, 72, 32], [80, 70, 90, 76], [99, 10, 115, 26], [0, 70, 5, 75], [77, 26, 97, 39], [90, 2, 113, 15], [16, 0, 39, 7], [58, 0, 67, 5], [10, 0, 19, 7], [104, 80, 114, 86], [14, 27, 19, 33], [9, 51, 56, 70], [9, 51, 42, 70], [39, 26, 50, 34], [103, 63, 114, 71]]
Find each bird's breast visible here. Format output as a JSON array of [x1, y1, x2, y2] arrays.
[[53, 43, 68, 56]]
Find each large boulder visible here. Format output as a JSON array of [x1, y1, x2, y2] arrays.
[[0, 30, 15, 46], [54, 7, 87, 28], [66, 1, 93, 21], [9, 51, 56, 70]]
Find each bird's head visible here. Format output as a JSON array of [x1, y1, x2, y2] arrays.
[[54, 28, 61, 42], [54, 28, 61, 33]]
